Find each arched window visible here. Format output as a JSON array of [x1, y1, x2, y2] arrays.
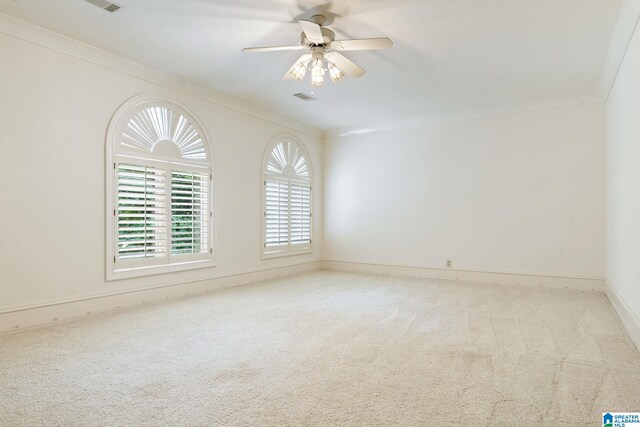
[[106, 96, 214, 280], [263, 137, 313, 257]]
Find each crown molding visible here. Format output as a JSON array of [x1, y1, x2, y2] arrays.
[[324, 92, 605, 139], [0, 12, 323, 139], [597, 0, 640, 100]]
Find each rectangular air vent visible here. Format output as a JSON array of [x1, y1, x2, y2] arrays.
[[85, 0, 122, 13], [293, 93, 317, 102]]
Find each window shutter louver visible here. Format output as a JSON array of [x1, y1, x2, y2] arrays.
[[171, 171, 209, 255], [116, 164, 167, 259], [290, 183, 311, 245], [265, 180, 290, 247]]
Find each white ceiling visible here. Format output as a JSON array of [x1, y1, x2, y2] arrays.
[[0, 0, 622, 132]]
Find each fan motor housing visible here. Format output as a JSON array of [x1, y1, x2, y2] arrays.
[[301, 28, 335, 48]]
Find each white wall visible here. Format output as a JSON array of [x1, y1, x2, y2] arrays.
[[0, 21, 322, 314], [0, 14, 619, 334], [324, 104, 606, 279], [606, 17, 640, 340]]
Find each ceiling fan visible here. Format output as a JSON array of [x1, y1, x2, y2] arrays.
[[242, 14, 393, 87]]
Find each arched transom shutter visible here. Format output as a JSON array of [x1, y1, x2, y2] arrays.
[[121, 106, 207, 160]]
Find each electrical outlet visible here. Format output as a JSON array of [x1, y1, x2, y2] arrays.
[[446, 260, 452, 268]]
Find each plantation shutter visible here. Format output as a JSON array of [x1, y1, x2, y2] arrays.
[[116, 164, 167, 259], [265, 180, 290, 247], [109, 101, 214, 280], [290, 182, 311, 245], [171, 170, 210, 255], [262, 138, 312, 256]]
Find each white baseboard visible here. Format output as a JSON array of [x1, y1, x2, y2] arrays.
[[606, 279, 640, 352], [322, 260, 605, 292], [0, 261, 321, 335], [1, 260, 614, 337]]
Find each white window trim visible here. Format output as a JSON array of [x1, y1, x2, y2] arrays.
[[261, 136, 314, 259], [106, 95, 216, 281]]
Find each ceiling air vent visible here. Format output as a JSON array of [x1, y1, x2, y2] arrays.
[[293, 93, 317, 102], [85, 0, 122, 13]]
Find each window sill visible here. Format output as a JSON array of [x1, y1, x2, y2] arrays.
[[107, 258, 216, 281], [262, 248, 313, 260]]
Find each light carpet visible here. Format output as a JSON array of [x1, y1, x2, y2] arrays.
[[1, 271, 639, 426]]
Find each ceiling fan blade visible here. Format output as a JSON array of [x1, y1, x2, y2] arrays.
[[325, 51, 366, 78], [242, 45, 305, 53], [282, 54, 312, 80], [330, 37, 393, 51], [299, 20, 325, 44]]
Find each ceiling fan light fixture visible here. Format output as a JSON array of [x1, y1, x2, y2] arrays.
[[244, 15, 392, 86], [328, 62, 345, 83], [310, 57, 324, 69], [311, 66, 325, 87], [290, 62, 308, 81], [310, 56, 325, 87]]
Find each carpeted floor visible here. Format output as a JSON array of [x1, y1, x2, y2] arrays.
[[0, 271, 638, 426]]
